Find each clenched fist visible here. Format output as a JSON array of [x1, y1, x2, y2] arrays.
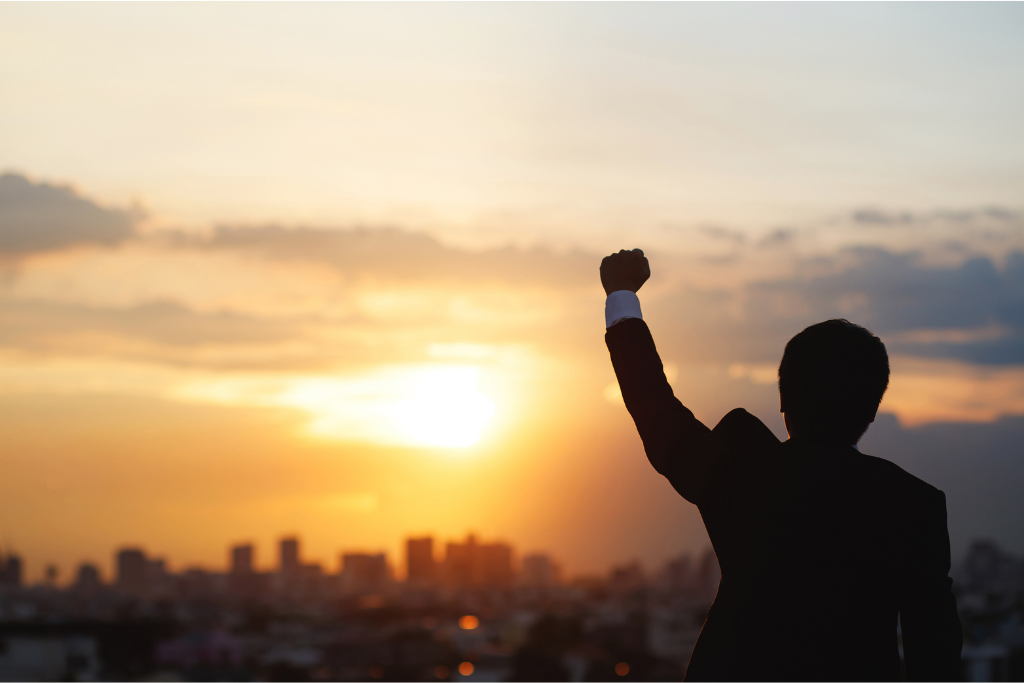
[[600, 248, 650, 296]]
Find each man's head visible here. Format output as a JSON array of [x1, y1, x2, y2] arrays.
[[778, 319, 889, 444]]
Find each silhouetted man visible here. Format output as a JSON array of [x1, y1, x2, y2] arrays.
[[601, 249, 962, 681]]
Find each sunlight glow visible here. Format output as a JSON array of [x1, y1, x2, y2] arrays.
[[292, 367, 495, 447], [172, 365, 496, 448]]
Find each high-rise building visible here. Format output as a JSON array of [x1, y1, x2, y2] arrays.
[[445, 535, 478, 587], [341, 553, 388, 595], [0, 553, 22, 588], [279, 537, 300, 575], [75, 563, 102, 593], [443, 535, 514, 588], [231, 544, 254, 575], [406, 537, 436, 584], [116, 548, 148, 594], [479, 543, 513, 588], [522, 554, 561, 588], [228, 544, 265, 600]]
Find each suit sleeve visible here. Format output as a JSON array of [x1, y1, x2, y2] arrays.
[[900, 488, 963, 681], [605, 318, 717, 503]]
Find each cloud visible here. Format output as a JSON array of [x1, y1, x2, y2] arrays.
[[0, 173, 136, 255], [170, 225, 595, 288], [700, 226, 746, 245], [0, 298, 293, 356], [849, 206, 1022, 227], [750, 249, 1024, 364], [852, 209, 914, 226], [757, 228, 794, 249], [651, 247, 1024, 367]]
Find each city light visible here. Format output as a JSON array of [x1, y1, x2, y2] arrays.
[[616, 661, 630, 676], [458, 662, 475, 676], [458, 615, 479, 630]]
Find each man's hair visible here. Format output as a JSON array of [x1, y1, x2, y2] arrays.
[[778, 319, 890, 443]]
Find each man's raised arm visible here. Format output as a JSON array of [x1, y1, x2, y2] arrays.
[[601, 249, 717, 503]]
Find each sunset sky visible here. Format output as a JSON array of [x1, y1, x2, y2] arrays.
[[2, 3, 1023, 583]]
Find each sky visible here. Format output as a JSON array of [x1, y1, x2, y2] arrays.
[[1, 3, 1023, 583]]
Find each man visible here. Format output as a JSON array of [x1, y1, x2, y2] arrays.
[[601, 249, 962, 681]]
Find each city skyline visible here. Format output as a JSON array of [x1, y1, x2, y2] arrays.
[[1, 530, 598, 590]]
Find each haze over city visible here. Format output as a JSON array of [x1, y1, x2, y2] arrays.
[[1, 2, 1023, 588]]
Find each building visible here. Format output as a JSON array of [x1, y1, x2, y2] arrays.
[[0, 553, 22, 588], [444, 535, 514, 588], [74, 563, 102, 593], [521, 554, 561, 588], [231, 544, 254, 575], [445, 536, 478, 587], [116, 548, 148, 594], [228, 543, 266, 600], [279, 537, 300, 576], [147, 557, 170, 596], [406, 537, 436, 584], [341, 553, 388, 595], [480, 543, 513, 588]]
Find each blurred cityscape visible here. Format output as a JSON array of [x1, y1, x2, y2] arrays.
[[0, 535, 1021, 681]]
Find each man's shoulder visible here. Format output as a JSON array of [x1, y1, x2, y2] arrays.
[[711, 408, 782, 450], [713, 407, 768, 432], [856, 451, 946, 506]]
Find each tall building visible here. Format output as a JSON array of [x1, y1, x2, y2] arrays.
[[406, 537, 436, 584], [279, 537, 300, 575], [75, 563, 102, 593], [443, 534, 514, 588], [522, 554, 561, 588], [228, 543, 265, 600], [479, 543, 513, 588], [341, 553, 388, 595], [116, 548, 148, 594], [231, 544, 254, 575], [0, 553, 23, 588], [445, 535, 478, 587]]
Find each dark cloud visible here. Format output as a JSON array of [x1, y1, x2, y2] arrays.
[[0, 173, 136, 254], [757, 228, 794, 249], [850, 206, 1022, 227], [650, 248, 1024, 366], [700, 226, 746, 245], [750, 249, 1024, 364], [852, 209, 914, 226], [172, 225, 594, 288]]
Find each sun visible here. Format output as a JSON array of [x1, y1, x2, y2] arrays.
[[285, 365, 496, 448], [388, 366, 496, 448], [172, 364, 497, 448]]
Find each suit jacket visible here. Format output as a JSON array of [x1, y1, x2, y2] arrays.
[[606, 318, 962, 681]]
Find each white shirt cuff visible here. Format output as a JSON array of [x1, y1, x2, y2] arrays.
[[605, 290, 643, 328]]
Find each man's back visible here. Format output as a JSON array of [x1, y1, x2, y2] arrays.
[[606, 317, 962, 681]]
